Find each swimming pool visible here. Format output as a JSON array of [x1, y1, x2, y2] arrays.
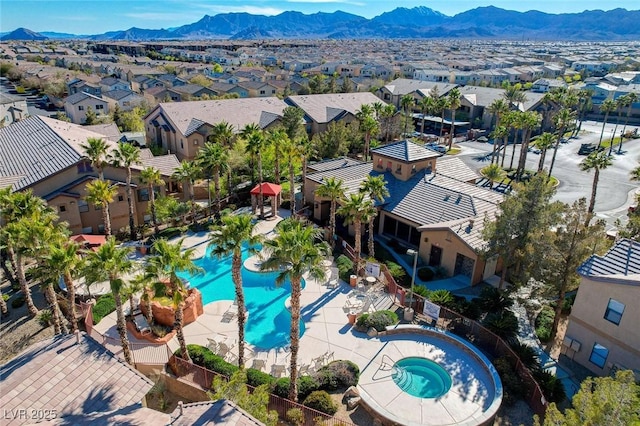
[[178, 243, 306, 350]]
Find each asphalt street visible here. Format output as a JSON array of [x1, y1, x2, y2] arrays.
[[456, 123, 640, 233]]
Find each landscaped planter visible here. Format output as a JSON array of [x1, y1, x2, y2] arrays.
[[141, 288, 204, 328]]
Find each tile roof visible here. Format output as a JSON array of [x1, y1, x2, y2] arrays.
[[0, 333, 154, 426], [578, 238, 640, 278], [170, 400, 264, 425], [149, 97, 288, 136], [84, 123, 122, 141], [65, 91, 105, 105], [285, 92, 381, 124], [0, 116, 118, 191], [383, 78, 457, 96], [103, 89, 138, 101], [371, 140, 441, 162], [308, 157, 362, 173]]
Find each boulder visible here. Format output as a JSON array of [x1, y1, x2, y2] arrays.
[[346, 396, 361, 410]]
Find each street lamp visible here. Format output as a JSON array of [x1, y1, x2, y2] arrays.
[[406, 249, 419, 312]]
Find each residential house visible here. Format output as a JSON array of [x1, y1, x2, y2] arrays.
[[143, 86, 173, 104], [144, 97, 289, 161], [413, 69, 453, 83], [563, 239, 640, 377], [99, 76, 131, 93], [376, 78, 457, 108], [285, 92, 382, 135], [166, 84, 217, 101], [67, 78, 102, 97], [237, 81, 280, 98], [103, 89, 145, 111], [0, 92, 28, 126], [0, 115, 180, 234], [64, 92, 109, 124], [304, 140, 502, 286], [531, 78, 567, 93]]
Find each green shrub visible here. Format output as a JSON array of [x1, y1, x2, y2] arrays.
[[286, 407, 304, 426], [303, 390, 337, 415], [385, 261, 406, 284], [246, 368, 274, 388], [428, 289, 455, 308], [536, 326, 552, 343], [482, 310, 519, 341], [336, 255, 354, 282], [535, 306, 555, 343], [417, 267, 434, 281], [38, 309, 52, 327], [92, 293, 116, 324], [413, 285, 430, 297], [174, 344, 239, 378], [453, 296, 482, 320], [509, 341, 540, 371], [478, 287, 513, 313], [551, 294, 575, 315], [2, 294, 9, 302], [316, 360, 360, 391], [493, 357, 525, 407], [356, 310, 398, 332], [297, 375, 320, 400], [11, 295, 25, 309], [273, 377, 290, 398], [533, 369, 566, 404], [150, 323, 170, 338]]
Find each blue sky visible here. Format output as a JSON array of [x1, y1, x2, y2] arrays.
[[1, 0, 638, 34]]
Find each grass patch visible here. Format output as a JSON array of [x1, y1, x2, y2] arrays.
[[446, 148, 462, 155], [152, 296, 173, 307]]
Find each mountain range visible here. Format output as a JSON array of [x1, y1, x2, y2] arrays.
[[2, 6, 640, 41]]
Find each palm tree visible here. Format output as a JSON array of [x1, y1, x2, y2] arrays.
[[81, 137, 109, 180], [44, 239, 83, 333], [209, 214, 261, 369], [244, 129, 267, 217], [509, 111, 525, 170], [487, 98, 510, 131], [400, 94, 415, 135], [172, 161, 201, 225], [338, 192, 374, 274], [581, 151, 614, 217], [282, 137, 299, 213], [267, 128, 288, 186], [609, 95, 628, 156], [240, 123, 262, 183], [315, 177, 345, 249], [298, 139, 314, 208], [139, 167, 164, 236], [359, 175, 389, 257], [533, 132, 555, 172], [146, 238, 201, 363], [86, 237, 134, 364], [417, 96, 434, 137], [574, 89, 594, 137], [209, 121, 236, 196], [500, 111, 517, 168], [447, 88, 462, 150], [260, 218, 329, 401], [197, 142, 229, 217], [516, 111, 542, 180], [110, 142, 141, 240], [38, 275, 68, 335], [619, 92, 638, 154], [437, 97, 449, 142], [597, 99, 617, 149], [381, 103, 397, 142], [490, 126, 509, 165], [356, 107, 379, 162], [548, 108, 576, 179], [84, 179, 117, 236], [483, 163, 506, 189]]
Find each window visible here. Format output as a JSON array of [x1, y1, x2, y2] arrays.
[[411, 165, 417, 174], [180, 140, 184, 149], [377, 158, 383, 169], [137, 188, 150, 202], [78, 200, 89, 213], [95, 104, 104, 110], [260, 90, 265, 95], [118, 195, 124, 202], [386, 161, 392, 171], [589, 343, 609, 368], [604, 299, 625, 325], [78, 105, 84, 111], [59, 205, 66, 213], [395, 164, 402, 174]]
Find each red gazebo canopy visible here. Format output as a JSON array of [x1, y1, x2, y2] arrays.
[[250, 182, 282, 197]]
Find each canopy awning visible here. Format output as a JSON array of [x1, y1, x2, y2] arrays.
[[250, 182, 282, 197], [71, 234, 107, 247]]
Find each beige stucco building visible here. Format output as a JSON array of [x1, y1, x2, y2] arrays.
[[563, 239, 640, 377]]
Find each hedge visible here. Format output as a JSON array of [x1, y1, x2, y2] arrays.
[[175, 344, 239, 378], [93, 293, 116, 325], [303, 390, 337, 415], [315, 360, 360, 391], [355, 310, 398, 332]]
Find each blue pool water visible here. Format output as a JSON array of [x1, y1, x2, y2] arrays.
[[178, 243, 306, 349], [392, 357, 452, 398]]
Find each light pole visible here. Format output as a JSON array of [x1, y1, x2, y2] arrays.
[[405, 249, 418, 318]]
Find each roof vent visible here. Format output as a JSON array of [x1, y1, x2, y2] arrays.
[[456, 195, 462, 204]]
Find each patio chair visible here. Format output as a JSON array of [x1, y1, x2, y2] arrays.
[[326, 278, 340, 289], [221, 304, 238, 322], [360, 296, 374, 314], [323, 351, 334, 364], [298, 363, 314, 376], [217, 341, 235, 359], [206, 338, 218, 353], [271, 363, 287, 378], [132, 314, 151, 335]]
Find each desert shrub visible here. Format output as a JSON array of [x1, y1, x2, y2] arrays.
[[38, 309, 52, 327], [428, 289, 455, 308], [385, 261, 406, 284], [2, 294, 9, 302], [413, 285, 430, 297], [453, 296, 482, 320], [150, 323, 170, 338], [533, 369, 566, 404], [92, 293, 116, 324], [551, 294, 575, 315], [417, 267, 434, 281], [482, 310, 519, 342], [286, 407, 304, 426], [174, 344, 239, 378], [357, 310, 398, 332], [478, 286, 513, 313], [336, 255, 353, 282], [535, 306, 555, 343], [509, 341, 540, 371], [246, 368, 275, 388], [297, 375, 320, 400], [316, 360, 359, 391], [11, 294, 25, 309], [303, 390, 337, 415], [493, 357, 525, 407]]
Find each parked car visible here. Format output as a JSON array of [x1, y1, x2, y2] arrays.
[[425, 142, 446, 154], [578, 143, 603, 155]]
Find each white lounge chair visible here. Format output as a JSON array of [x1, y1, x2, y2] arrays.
[[222, 304, 238, 322], [271, 363, 287, 378], [132, 314, 151, 335], [360, 296, 374, 314], [251, 358, 267, 372], [217, 341, 235, 359]]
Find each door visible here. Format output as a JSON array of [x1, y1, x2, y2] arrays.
[[429, 245, 442, 267], [454, 253, 475, 279]]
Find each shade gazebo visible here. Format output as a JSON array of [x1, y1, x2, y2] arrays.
[[250, 182, 282, 218]]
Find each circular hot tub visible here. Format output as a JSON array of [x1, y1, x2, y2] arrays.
[[392, 357, 452, 399]]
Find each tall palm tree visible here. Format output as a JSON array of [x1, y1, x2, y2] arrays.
[[260, 218, 329, 401], [209, 214, 261, 369], [574, 89, 594, 137], [500, 111, 517, 168], [516, 111, 542, 180], [139, 167, 164, 236], [282, 137, 299, 213], [619, 92, 638, 154], [487, 98, 510, 132], [436, 97, 449, 142], [81, 137, 109, 180], [84, 179, 117, 236], [509, 111, 525, 170], [338, 192, 374, 273], [381, 103, 397, 142], [38, 274, 68, 335], [44, 239, 83, 333], [400, 94, 415, 135], [172, 161, 201, 225], [298, 138, 314, 208], [417, 96, 434, 137], [356, 106, 379, 162], [447, 88, 462, 150], [609, 95, 628, 156], [146, 238, 201, 363], [197, 142, 229, 217], [86, 237, 134, 364], [580, 151, 614, 219], [209, 121, 236, 197], [597, 99, 617, 149], [240, 123, 262, 183], [315, 177, 345, 249], [110, 142, 141, 240], [359, 175, 389, 257], [490, 125, 509, 165], [548, 108, 576, 179], [267, 128, 288, 186], [35, 235, 71, 335], [244, 129, 267, 217], [483, 163, 506, 189], [533, 132, 555, 173]]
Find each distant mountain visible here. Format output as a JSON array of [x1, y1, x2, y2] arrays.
[[1, 28, 48, 41], [40, 31, 85, 39], [4, 7, 640, 41]]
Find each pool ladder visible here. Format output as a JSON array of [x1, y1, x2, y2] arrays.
[[381, 355, 412, 389]]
